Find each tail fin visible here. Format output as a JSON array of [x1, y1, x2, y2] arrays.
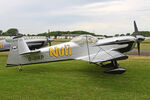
[[6, 37, 30, 67]]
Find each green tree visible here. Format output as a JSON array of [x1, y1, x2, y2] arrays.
[[132, 31, 150, 37], [0, 30, 2, 36], [6, 28, 19, 36], [126, 33, 130, 36], [115, 34, 119, 37], [37, 30, 95, 37], [120, 34, 125, 36]]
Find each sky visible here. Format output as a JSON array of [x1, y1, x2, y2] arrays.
[[0, 0, 150, 35]]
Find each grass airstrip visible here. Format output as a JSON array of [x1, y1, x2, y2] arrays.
[[141, 39, 150, 49], [0, 39, 150, 100]]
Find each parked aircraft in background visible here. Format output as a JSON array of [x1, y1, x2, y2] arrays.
[[0, 36, 53, 51], [6, 21, 145, 74]]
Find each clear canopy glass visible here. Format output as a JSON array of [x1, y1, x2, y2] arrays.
[[71, 35, 98, 45], [5, 38, 13, 43]]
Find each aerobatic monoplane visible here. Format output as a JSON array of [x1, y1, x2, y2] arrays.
[[6, 21, 145, 74]]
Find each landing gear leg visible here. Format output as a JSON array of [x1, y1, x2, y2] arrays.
[[18, 65, 23, 71], [101, 61, 114, 68], [104, 60, 126, 74], [112, 60, 119, 69]]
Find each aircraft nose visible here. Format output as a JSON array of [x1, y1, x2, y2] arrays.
[[136, 35, 145, 42]]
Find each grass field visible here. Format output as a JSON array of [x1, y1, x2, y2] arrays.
[[0, 39, 150, 100], [143, 39, 150, 43], [140, 39, 150, 49], [51, 39, 71, 45]]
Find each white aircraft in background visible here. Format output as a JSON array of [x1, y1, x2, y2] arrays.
[[6, 21, 145, 74], [0, 35, 53, 51]]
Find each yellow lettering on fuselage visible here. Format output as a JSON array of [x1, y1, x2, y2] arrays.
[[67, 45, 72, 55], [49, 47, 58, 57], [49, 45, 72, 57], [58, 47, 64, 56], [0, 42, 4, 48], [65, 45, 68, 56]]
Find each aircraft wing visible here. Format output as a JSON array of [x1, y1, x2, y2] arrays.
[[76, 50, 128, 64]]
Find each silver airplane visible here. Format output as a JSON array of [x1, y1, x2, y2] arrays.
[[6, 21, 145, 74], [0, 36, 53, 51]]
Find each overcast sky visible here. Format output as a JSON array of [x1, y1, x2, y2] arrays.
[[0, 0, 150, 35]]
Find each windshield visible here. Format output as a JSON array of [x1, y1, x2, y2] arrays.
[[5, 38, 13, 43], [71, 35, 98, 45]]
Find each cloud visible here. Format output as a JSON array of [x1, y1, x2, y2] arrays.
[[0, 0, 150, 35]]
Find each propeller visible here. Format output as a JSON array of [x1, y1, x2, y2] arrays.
[[137, 42, 140, 55], [134, 21, 145, 55]]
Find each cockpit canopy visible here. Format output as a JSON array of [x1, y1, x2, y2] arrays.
[[5, 38, 13, 43], [71, 35, 98, 45]]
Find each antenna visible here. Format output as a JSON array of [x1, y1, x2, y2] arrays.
[[86, 34, 91, 63]]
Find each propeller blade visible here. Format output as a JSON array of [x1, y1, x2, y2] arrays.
[[134, 21, 139, 36], [134, 21, 145, 55], [137, 42, 140, 55]]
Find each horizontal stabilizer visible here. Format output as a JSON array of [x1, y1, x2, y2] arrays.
[[20, 49, 40, 55]]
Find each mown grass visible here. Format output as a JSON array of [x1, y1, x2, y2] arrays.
[[0, 52, 150, 100], [134, 39, 150, 50], [143, 39, 150, 43], [54, 39, 71, 42], [51, 39, 71, 45], [140, 43, 150, 49]]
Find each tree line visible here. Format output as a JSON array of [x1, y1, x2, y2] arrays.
[[37, 30, 96, 37], [0, 28, 150, 37], [0, 28, 21, 36], [114, 31, 150, 37]]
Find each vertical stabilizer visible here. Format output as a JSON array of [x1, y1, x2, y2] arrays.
[[6, 37, 30, 67], [18, 38, 30, 55]]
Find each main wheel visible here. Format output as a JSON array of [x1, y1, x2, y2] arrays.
[[104, 67, 126, 74], [19, 68, 22, 71], [101, 63, 114, 68]]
